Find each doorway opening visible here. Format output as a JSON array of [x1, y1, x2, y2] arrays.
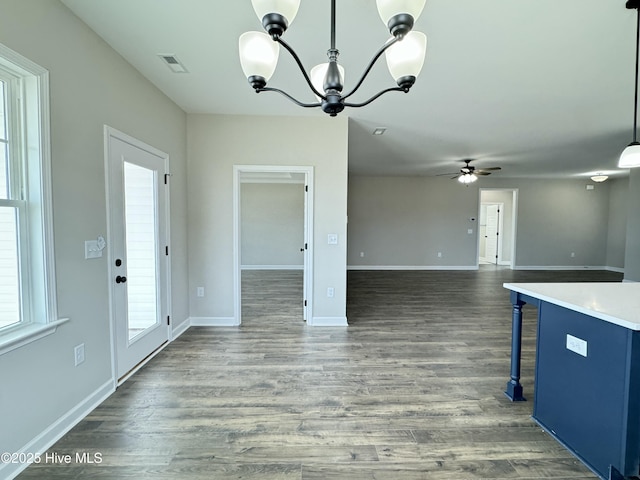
[[478, 189, 518, 268], [233, 166, 314, 326]]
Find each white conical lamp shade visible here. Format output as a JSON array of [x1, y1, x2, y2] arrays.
[[376, 0, 426, 25], [311, 63, 345, 100], [251, 0, 301, 25], [239, 31, 279, 81], [619, 142, 640, 168], [385, 31, 427, 81]]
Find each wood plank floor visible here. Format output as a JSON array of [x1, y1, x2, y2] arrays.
[[18, 268, 626, 479]]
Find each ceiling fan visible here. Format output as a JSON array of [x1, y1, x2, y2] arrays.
[[437, 159, 501, 184]]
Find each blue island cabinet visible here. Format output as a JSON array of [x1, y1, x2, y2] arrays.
[[503, 282, 640, 480], [533, 301, 640, 480]]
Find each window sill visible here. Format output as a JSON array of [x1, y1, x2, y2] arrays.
[[0, 318, 70, 356]]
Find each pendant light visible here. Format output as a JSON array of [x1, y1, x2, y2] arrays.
[[619, 0, 640, 168], [239, 0, 428, 116]]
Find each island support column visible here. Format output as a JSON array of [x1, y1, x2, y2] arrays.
[[505, 291, 526, 401]]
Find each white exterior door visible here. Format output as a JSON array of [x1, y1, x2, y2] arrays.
[[106, 128, 169, 381]]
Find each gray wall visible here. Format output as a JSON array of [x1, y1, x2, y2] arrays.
[[606, 177, 628, 270], [347, 176, 479, 267], [510, 178, 609, 267], [0, 0, 188, 469], [624, 170, 640, 280], [241, 183, 304, 268], [348, 176, 624, 269], [187, 114, 348, 323]]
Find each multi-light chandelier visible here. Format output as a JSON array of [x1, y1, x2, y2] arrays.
[[239, 0, 427, 116]]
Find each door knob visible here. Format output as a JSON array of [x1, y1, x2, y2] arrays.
[[115, 275, 127, 284]]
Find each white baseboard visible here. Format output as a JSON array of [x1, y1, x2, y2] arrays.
[[2, 380, 114, 480], [171, 317, 190, 340], [189, 317, 238, 327], [513, 265, 613, 271], [241, 265, 303, 270], [310, 316, 348, 327], [347, 265, 479, 271], [605, 266, 625, 274]]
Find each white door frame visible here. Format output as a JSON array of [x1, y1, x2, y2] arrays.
[[104, 126, 172, 386], [233, 165, 314, 325], [478, 188, 518, 269]]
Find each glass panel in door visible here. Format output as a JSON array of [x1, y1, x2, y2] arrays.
[[123, 161, 158, 340]]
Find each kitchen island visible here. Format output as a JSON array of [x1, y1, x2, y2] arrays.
[[503, 282, 640, 480]]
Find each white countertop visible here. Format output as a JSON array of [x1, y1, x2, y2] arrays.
[[503, 282, 640, 331]]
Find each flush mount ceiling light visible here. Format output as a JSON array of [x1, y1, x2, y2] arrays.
[[619, 0, 640, 168], [239, 0, 428, 117], [590, 174, 609, 182]]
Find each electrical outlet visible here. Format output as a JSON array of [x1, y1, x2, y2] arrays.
[[74, 343, 85, 366], [197, 287, 205, 297], [327, 287, 335, 298], [571, 252, 576, 258], [359, 252, 365, 258], [566, 334, 587, 357], [437, 252, 442, 258]]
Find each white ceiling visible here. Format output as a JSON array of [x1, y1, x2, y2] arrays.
[[61, 0, 637, 180]]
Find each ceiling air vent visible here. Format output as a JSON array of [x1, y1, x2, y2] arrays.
[[158, 54, 188, 73]]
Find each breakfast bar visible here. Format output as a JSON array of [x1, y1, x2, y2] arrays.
[[503, 282, 640, 480]]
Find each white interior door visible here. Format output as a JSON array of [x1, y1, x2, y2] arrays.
[[485, 204, 500, 264], [302, 181, 309, 320], [106, 128, 169, 380]]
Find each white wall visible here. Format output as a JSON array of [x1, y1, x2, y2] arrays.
[[241, 183, 304, 268], [0, 0, 188, 473], [348, 175, 623, 269], [187, 114, 348, 324]]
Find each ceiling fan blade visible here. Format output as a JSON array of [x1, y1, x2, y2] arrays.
[[435, 172, 459, 176], [476, 171, 491, 176], [478, 167, 501, 171], [450, 175, 460, 180]]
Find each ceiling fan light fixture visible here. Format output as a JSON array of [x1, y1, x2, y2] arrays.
[[458, 173, 477, 184]]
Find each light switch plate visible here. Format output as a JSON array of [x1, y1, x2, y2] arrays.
[[85, 240, 102, 259], [566, 334, 587, 357]]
